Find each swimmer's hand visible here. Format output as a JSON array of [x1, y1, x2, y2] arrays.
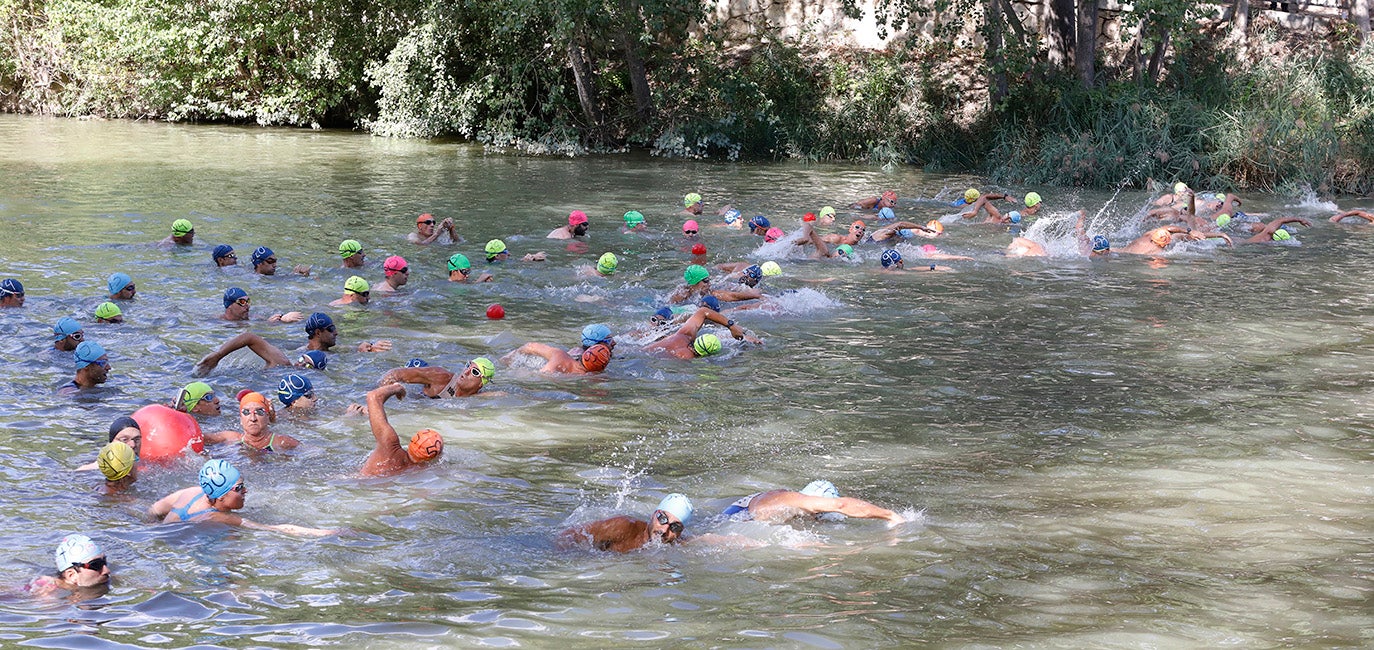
[[523, 252, 547, 262], [743, 334, 763, 345], [270, 311, 304, 323], [270, 524, 339, 538], [379, 370, 401, 386], [345, 403, 368, 416], [885, 511, 907, 525], [293, 265, 312, 276], [358, 340, 393, 353]]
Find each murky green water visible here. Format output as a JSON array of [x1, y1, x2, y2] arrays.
[[0, 115, 1370, 648]]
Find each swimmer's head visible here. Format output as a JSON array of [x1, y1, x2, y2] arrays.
[[0, 278, 23, 300], [692, 334, 722, 357], [836, 244, 853, 258], [250, 247, 275, 268], [171, 219, 194, 237], [1024, 192, 1042, 208], [580, 343, 613, 372], [764, 227, 783, 243], [683, 192, 702, 208], [97, 441, 137, 481], [651, 306, 674, 325], [691, 243, 707, 256], [623, 210, 645, 227], [568, 210, 588, 227], [338, 239, 362, 259], [75, 341, 107, 368], [212, 244, 235, 265], [881, 249, 903, 268], [880, 190, 897, 203], [742, 264, 763, 286], [899, 229, 915, 239], [277, 373, 313, 407], [1150, 228, 1172, 248], [761, 261, 782, 277], [877, 207, 895, 221], [747, 215, 770, 231], [222, 286, 248, 309], [1007, 211, 1022, 224], [177, 381, 215, 412], [108, 416, 140, 443], [1174, 182, 1188, 195], [298, 350, 328, 369], [54, 317, 82, 341], [447, 253, 472, 272], [1091, 235, 1111, 252], [684, 264, 709, 286], [1272, 228, 1292, 242], [819, 206, 836, 219], [484, 239, 508, 261], [1215, 213, 1232, 228], [581, 324, 613, 348], [682, 219, 698, 234], [198, 458, 242, 500], [94, 301, 122, 322], [407, 428, 444, 463], [469, 357, 495, 386], [383, 255, 408, 277], [802, 212, 816, 222], [54, 534, 103, 574], [964, 188, 980, 203], [921, 244, 937, 254], [655, 493, 694, 525], [699, 295, 721, 312], [406, 358, 428, 368], [923, 220, 944, 237], [800, 480, 840, 499], [344, 276, 370, 296], [723, 208, 742, 225], [596, 252, 618, 275]]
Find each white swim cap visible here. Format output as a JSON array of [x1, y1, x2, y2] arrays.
[[54, 534, 102, 571], [655, 493, 694, 524], [801, 480, 839, 499]]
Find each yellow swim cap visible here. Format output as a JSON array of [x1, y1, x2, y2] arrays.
[[344, 276, 370, 294], [760, 261, 782, 276], [95, 302, 122, 320], [97, 440, 136, 481], [818, 206, 836, 219], [1024, 192, 1042, 208], [339, 240, 362, 258], [964, 188, 979, 202]]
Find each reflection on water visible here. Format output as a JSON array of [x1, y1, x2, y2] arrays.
[[0, 115, 1371, 647]]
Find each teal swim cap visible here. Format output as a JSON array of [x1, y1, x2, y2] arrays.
[[836, 244, 853, 257], [692, 334, 721, 357], [199, 459, 241, 499], [447, 253, 471, 271], [684, 264, 709, 286], [623, 211, 645, 226]]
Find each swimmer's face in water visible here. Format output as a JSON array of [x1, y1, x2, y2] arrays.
[[652, 510, 684, 543]]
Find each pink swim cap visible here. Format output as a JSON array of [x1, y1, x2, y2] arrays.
[[764, 227, 783, 242], [568, 210, 588, 226], [921, 244, 937, 254], [683, 220, 699, 233], [384, 255, 408, 273]]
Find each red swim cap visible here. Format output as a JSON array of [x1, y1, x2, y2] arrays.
[[691, 243, 707, 255], [803, 212, 816, 222]]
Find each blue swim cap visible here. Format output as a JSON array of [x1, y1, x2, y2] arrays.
[[222, 287, 248, 308], [723, 208, 741, 224], [53, 317, 82, 340], [198, 458, 241, 499], [1091, 235, 1110, 252], [304, 312, 333, 335], [881, 249, 903, 268], [75, 341, 107, 368], [801, 480, 840, 498], [1, 278, 23, 296], [581, 324, 612, 348], [699, 295, 721, 312], [211, 244, 234, 262], [656, 493, 694, 525], [748, 215, 770, 230], [405, 358, 428, 368], [653, 306, 673, 322], [277, 373, 313, 406], [878, 207, 895, 220], [1007, 211, 1022, 224], [298, 350, 328, 369], [743, 265, 763, 280], [899, 229, 915, 239], [251, 246, 274, 267], [107, 273, 132, 295]]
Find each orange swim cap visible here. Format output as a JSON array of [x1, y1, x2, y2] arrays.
[[416, 213, 434, 225], [581, 343, 613, 372], [239, 391, 269, 409], [926, 220, 944, 234], [1150, 228, 1172, 248], [408, 428, 443, 462], [851, 220, 866, 231]]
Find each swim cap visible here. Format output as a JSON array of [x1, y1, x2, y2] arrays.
[[447, 253, 471, 271], [1215, 213, 1232, 228], [251, 247, 274, 267], [1007, 211, 1022, 224], [926, 220, 945, 234], [108, 416, 139, 441], [881, 249, 903, 268], [0, 278, 22, 296], [198, 458, 241, 499], [485, 239, 507, 255], [107, 272, 132, 295], [339, 240, 362, 258], [656, 493, 694, 525], [596, 252, 618, 275], [1272, 229, 1292, 241], [764, 227, 783, 242], [653, 306, 673, 322], [723, 209, 742, 224], [1174, 182, 1188, 195], [899, 229, 915, 239], [692, 334, 722, 357], [54, 534, 101, 572], [819, 206, 836, 219], [179, 381, 214, 411], [568, 210, 588, 226], [691, 243, 707, 255], [581, 323, 613, 348], [94, 302, 122, 321], [172, 219, 194, 236], [470, 357, 495, 386], [581, 343, 612, 372], [748, 215, 770, 230], [238, 391, 270, 410], [54, 317, 82, 340], [684, 264, 709, 285], [743, 265, 763, 280], [408, 429, 443, 462], [836, 244, 853, 257], [802, 212, 816, 222], [683, 192, 702, 208], [921, 244, 938, 254], [97, 441, 136, 481], [1091, 235, 1111, 252], [1150, 228, 1172, 248], [699, 295, 721, 312], [877, 207, 895, 221], [964, 188, 980, 202], [416, 213, 434, 225], [1024, 192, 1042, 208], [344, 276, 370, 294], [383, 255, 408, 275], [406, 358, 428, 368], [304, 312, 333, 334], [624, 211, 645, 227], [761, 261, 782, 276], [222, 287, 248, 308], [298, 350, 328, 369], [212, 244, 234, 262], [682, 219, 698, 233], [277, 373, 313, 406], [800, 480, 839, 499]]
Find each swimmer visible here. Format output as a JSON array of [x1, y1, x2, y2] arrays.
[[917, 243, 974, 261], [557, 493, 693, 553], [666, 265, 761, 304], [277, 373, 316, 411], [53, 317, 83, 351], [645, 306, 760, 359], [377, 357, 494, 398], [220, 287, 303, 322], [880, 248, 951, 271], [623, 211, 647, 233], [61, 341, 110, 393], [1120, 226, 1231, 254], [764, 227, 785, 243], [338, 240, 366, 268], [26, 535, 110, 598], [94, 301, 123, 323], [745, 215, 771, 237], [159, 219, 194, 246], [951, 187, 982, 207], [716, 206, 745, 229], [870, 221, 939, 242], [173, 381, 222, 416], [485, 239, 546, 262], [1242, 217, 1312, 244], [149, 459, 336, 536], [212, 245, 237, 266], [0, 278, 24, 307], [681, 192, 704, 216], [682, 220, 700, 241], [194, 313, 390, 375], [94, 440, 137, 491], [722, 480, 905, 525], [203, 391, 298, 451], [359, 384, 444, 476], [963, 191, 1040, 223], [330, 276, 371, 306], [507, 341, 613, 374], [76, 416, 144, 472], [821, 220, 866, 246], [850, 190, 898, 211], [1088, 236, 1112, 258], [578, 252, 620, 279], [816, 206, 838, 226], [1004, 237, 1049, 257], [107, 273, 136, 300], [409, 213, 459, 244], [250, 247, 311, 276], [446, 253, 492, 282], [549, 210, 590, 239], [1328, 209, 1374, 224], [298, 350, 328, 370], [373, 256, 409, 294]]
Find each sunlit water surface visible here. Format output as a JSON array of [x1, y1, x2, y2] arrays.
[[0, 115, 1370, 648]]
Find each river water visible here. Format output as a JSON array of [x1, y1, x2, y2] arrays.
[[0, 115, 1370, 648]]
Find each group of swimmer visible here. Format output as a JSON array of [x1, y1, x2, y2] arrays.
[[11, 184, 1372, 598]]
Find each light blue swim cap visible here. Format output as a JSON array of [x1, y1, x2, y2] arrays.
[[878, 207, 895, 220], [899, 229, 915, 239], [198, 458, 241, 499], [53, 317, 82, 340], [801, 480, 840, 498], [107, 272, 132, 295], [656, 493, 693, 524], [581, 324, 612, 348], [1008, 211, 1022, 224]]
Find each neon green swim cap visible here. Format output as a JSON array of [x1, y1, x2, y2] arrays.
[[761, 261, 782, 276], [1024, 192, 1042, 208], [485, 239, 507, 255], [172, 219, 194, 236], [684, 264, 709, 285], [692, 334, 722, 357], [964, 188, 979, 202], [597, 252, 618, 275], [683, 193, 702, 207], [179, 381, 213, 411], [623, 211, 645, 226], [97, 441, 136, 481], [470, 357, 495, 386], [1215, 213, 1231, 228], [95, 301, 122, 320], [339, 240, 362, 258], [447, 253, 471, 271], [344, 276, 370, 294], [819, 206, 836, 219], [1272, 229, 1292, 241]]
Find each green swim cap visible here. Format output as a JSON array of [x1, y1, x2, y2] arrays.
[[447, 253, 471, 271], [819, 206, 836, 218], [1272, 229, 1292, 241], [836, 244, 854, 257], [344, 276, 370, 294], [179, 381, 214, 411], [683, 192, 702, 207], [684, 264, 709, 285], [1215, 213, 1231, 228], [470, 357, 495, 386], [692, 334, 722, 357], [761, 261, 782, 276], [597, 252, 618, 275], [485, 239, 507, 255], [95, 301, 122, 320], [1024, 192, 1042, 208], [172, 219, 194, 236], [339, 240, 362, 258], [623, 211, 645, 226]]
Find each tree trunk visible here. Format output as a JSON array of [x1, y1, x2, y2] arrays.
[[566, 40, 602, 127], [1355, 0, 1371, 44], [618, 0, 652, 120], [986, 0, 1007, 105], [1075, 0, 1097, 88], [1146, 28, 1171, 85], [1045, 0, 1076, 68], [1231, 0, 1250, 41]]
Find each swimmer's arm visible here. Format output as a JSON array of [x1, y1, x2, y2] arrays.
[[803, 496, 905, 524], [201, 430, 241, 445], [1188, 230, 1233, 245], [515, 342, 562, 362], [148, 494, 177, 520], [380, 367, 451, 392], [476, 272, 493, 282], [75, 460, 98, 471], [713, 288, 762, 301], [714, 262, 749, 273], [1330, 210, 1374, 223], [366, 384, 405, 449], [357, 340, 393, 353], [237, 516, 338, 537], [1268, 216, 1313, 230]]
